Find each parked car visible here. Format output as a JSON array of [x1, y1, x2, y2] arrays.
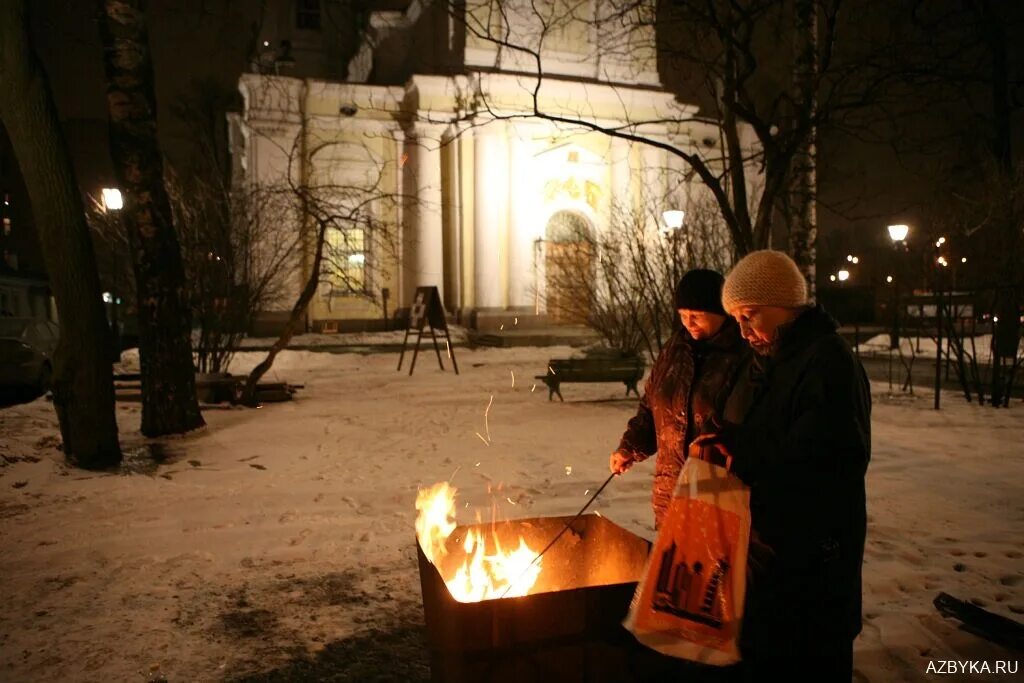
[[0, 318, 59, 394]]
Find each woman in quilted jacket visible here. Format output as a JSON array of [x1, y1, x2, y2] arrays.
[[609, 269, 750, 529]]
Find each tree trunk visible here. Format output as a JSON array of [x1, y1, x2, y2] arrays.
[[977, 0, 1018, 406], [721, 38, 754, 258], [240, 218, 328, 406], [0, 1, 122, 468], [97, 0, 204, 436], [788, 0, 818, 296]]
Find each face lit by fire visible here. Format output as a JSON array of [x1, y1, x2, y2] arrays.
[[677, 309, 726, 340], [415, 482, 542, 602], [730, 305, 800, 355]]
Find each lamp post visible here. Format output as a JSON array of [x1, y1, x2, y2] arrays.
[[886, 225, 909, 347], [102, 188, 123, 363], [662, 209, 686, 285], [835, 268, 860, 357], [932, 235, 948, 410]]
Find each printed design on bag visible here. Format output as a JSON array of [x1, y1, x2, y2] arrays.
[[653, 541, 729, 628], [633, 496, 742, 650]]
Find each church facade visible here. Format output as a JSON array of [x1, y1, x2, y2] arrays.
[[232, 1, 750, 332]]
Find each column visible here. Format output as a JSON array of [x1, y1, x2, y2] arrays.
[[409, 124, 444, 302], [473, 123, 508, 309], [443, 125, 462, 313], [610, 137, 631, 218], [638, 143, 663, 232], [507, 129, 534, 308]]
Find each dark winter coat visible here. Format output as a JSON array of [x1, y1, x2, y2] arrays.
[[724, 305, 871, 655], [617, 320, 748, 528]]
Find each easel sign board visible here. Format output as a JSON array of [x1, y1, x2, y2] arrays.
[[397, 286, 459, 376]]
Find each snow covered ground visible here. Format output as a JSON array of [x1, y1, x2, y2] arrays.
[[0, 346, 1021, 682]]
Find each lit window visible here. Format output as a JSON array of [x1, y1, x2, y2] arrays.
[[326, 227, 367, 294], [296, 0, 321, 30]]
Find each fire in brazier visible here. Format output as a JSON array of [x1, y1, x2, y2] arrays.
[[415, 482, 542, 602]]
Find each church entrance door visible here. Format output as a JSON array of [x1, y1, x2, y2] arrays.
[[544, 211, 593, 324]]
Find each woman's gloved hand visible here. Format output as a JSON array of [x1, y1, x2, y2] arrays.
[[609, 450, 635, 474]]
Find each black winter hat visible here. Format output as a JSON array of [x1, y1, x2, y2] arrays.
[[674, 269, 726, 314]]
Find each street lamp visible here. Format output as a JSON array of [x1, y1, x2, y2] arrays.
[[661, 210, 685, 232], [887, 224, 911, 351], [661, 209, 686, 283], [834, 268, 861, 358], [101, 188, 123, 212], [101, 187, 123, 362], [887, 224, 909, 243], [885, 224, 913, 391], [931, 234, 948, 409]]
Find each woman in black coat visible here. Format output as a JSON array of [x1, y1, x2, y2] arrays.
[[610, 269, 749, 529], [698, 250, 871, 682]]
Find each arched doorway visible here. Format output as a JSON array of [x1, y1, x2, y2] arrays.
[[544, 210, 594, 324]]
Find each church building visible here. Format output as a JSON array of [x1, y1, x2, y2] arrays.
[[231, 0, 748, 332]]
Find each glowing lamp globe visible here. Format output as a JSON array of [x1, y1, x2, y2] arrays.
[[102, 188, 123, 212], [887, 224, 909, 242], [662, 210, 685, 231]]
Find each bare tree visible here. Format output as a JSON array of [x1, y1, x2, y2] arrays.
[[789, 0, 819, 292], [925, 159, 1024, 406], [881, 0, 1024, 407], [169, 171, 298, 374], [236, 126, 402, 406], [435, 0, 894, 283], [0, 0, 121, 468], [97, 0, 204, 436], [542, 194, 731, 358], [165, 81, 298, 375]]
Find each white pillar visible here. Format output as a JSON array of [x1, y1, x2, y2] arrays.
[[443, 125, 462, 312], [507, 130, 534, 308], [611, 138, 631, 218], [473, 124, 508, 309], [642, 143, 666, 232], [410, 124, 444, 302]]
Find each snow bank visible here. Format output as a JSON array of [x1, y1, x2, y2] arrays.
[[857, 333, 1023, 364]]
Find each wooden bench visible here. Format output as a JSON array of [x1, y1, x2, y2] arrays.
[[535, 356, 646, 401]]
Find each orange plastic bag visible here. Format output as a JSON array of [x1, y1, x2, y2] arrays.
[[624, 456, 751, 665]]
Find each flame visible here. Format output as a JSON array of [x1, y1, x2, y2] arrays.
[[415, 481, 542, 602], [415, 482, 456, 565]]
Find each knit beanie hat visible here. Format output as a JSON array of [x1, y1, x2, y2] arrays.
[[674, 269, 726, 314], [721, 250, 808, 313]]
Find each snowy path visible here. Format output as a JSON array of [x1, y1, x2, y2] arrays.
[[0, 347, 1021, 681]]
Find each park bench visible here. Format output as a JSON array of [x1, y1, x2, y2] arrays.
[[113, 373, 302, 404], [535, 356, 646, 401]]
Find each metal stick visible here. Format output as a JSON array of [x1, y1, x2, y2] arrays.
[[499, 471, 617, 598]]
